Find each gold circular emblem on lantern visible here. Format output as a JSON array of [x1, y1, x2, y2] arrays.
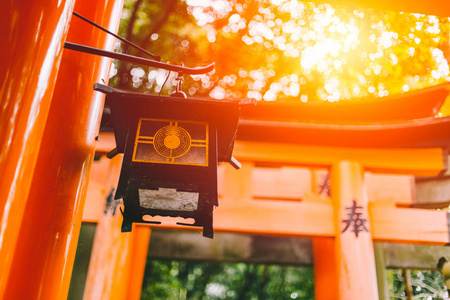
[[153, 125, 191, 158]]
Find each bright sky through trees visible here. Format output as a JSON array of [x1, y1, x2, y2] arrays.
[[112, 0, 450, 103]]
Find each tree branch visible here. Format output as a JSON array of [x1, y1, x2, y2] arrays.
[[403, 269, 414, 300], [142, 0, 177, 50], [125, 0, 144, 50]]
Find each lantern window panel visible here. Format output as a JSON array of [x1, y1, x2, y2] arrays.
[[132, 118, 209, 166]]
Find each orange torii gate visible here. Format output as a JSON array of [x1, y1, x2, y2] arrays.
[[80, 83, 450, 300]]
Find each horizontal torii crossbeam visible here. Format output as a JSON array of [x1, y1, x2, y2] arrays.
[[90, 137, 450, 245]]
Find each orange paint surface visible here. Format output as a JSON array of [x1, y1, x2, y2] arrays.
[[83, 155, 123, 223], [82, 156, 150, 300], [0, 0, 75, 296], [85, 132, 449, 297], [1, 0, 449, 297], [2, 0, 123, 298], [83, 204, 133, 300], [313, 237, 339, 300], [370, 203, 450, 244], [233, 141, 446, 177], [331, 161, 378, 299], [87, 137, 449, 244], [83, 213, 150, 300], [126, 226, 152, 300]]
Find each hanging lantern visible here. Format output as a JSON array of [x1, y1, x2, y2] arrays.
[[95, 83, 255, 238]]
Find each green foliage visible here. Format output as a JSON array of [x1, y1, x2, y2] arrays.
[[141, 260, 314, 300], [388, 269, 448, 299], [140, 262, 450, 300], [111, 0, 450, 102]]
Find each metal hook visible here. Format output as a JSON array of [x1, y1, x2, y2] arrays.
[[171, 72, 187, 98]]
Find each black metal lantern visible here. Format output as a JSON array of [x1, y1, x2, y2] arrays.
[[95, 83, 255, 238]]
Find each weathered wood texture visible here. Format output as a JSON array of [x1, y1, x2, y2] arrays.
[[384, 243, 450, 270], [147, 230, 313, 265], [374, 243, 390, 300], [415, 160, 450, 208]]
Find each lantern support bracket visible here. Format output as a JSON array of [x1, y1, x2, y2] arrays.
[[65, 12, 214, 74], [64, 42, 215, 74], [106, 148, 118, 159], [72, 11, 161, 61], [230, 156, 241, 169]]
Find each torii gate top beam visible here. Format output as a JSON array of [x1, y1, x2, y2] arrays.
[[243, 83, 450, 124], [235, 83, 450, 174]]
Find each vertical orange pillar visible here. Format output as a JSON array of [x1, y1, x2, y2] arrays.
[[3, 0, 123, 298], [83, 213, 151, 300], [127, 226, 152, 300], [313, 237, 338, 300], [83, 203, 133, 300], [331, 161, 378, 299], [83, 155, 151, 300], [0, 0, 75, 296]]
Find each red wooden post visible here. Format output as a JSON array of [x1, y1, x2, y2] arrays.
[[83, 155, 151, 300], [313, 237, 339, 300], [83, 213, 151, 300], [331, 161, 378, 299], [126, 226, 152, 300], [0, 0, 75, 296], [2, 0, 123, 298]]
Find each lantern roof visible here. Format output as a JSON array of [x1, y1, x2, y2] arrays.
[[94, 83, 256, 164]]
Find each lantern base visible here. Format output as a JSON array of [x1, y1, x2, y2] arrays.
[[119, 196, 214, 238]]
